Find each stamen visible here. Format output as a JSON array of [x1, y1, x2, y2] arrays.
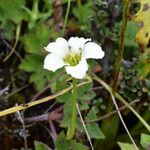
[[64, 51, 82, 66]]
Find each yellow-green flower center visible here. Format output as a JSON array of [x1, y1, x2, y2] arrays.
[[64, 52, 82, 66]]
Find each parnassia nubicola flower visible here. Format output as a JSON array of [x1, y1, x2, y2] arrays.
[[44, 37, 105, 79]]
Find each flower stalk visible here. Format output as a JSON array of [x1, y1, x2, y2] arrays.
[[62, 0, 71, 36], [112, 0, 130, 93], [66, 79, 77, 140]]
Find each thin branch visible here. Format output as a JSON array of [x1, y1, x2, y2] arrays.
[[16, 104, 28, 149], [87, 99, 140, 123], [76, 103, 94, 150], [5, 84, 29, 99], [1, 36, 23, 62], [0, 80, 91, 117], [24, 105, 64, 123], [93, 74, 150, 132], [49, 121, 57, 141], [110, 93, 139, 150], [3, 24, 21, 62]]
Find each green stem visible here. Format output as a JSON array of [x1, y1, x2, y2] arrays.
[[66, 79, 77, 140], [62, 0, 71, 36], [77, 0, 81, 7], [112, 0, 130, 93]]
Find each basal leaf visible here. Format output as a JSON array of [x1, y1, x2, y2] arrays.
[[23, 24, 51, 55]]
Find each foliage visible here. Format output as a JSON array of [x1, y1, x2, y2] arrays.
[[133, 0, 150, 49], [119, 64, 149, 102], [55, 132, 89, 150], [118, 142, 135, 150], [0, 0, 150, 149], [34, 141, 52, 150], [118, 133, 150, 150], [140, 134, 150, 149]]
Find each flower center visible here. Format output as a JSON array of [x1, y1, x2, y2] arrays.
[[64, 52, 82, 66]]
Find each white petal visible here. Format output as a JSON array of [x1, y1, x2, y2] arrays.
[[68, 37, 91, 52], [44, 53, 65, 72], [83, 42, 105, 59], [65, 59, 88, 79], [44, 37, 68, 57]]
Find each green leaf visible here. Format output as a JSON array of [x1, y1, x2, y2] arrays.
[[85, 107, 98, 121], [0, 0, 27, 24], [20, 55, 43, 72], [55, 132, 70, 150], [0, 20, 15, 40], [55, 132, 89, 150], [140, 134, 150, 149], [125, 21, 138, 48], [23, 24, 51, 54], [55, 79, 72, 103], [86, 123, 105, 139], [70, 141, 89, 150], [20, 54, 56, 90], [60, 99, 72, 127], [77, 83, 96, 101], [73, 2, 92, 31], [29, 70, 49, 91], [34, 141, 51, 150], [76, 118, 84, 133], [101, 115, 119, 140], [118, 142, 136, 150]]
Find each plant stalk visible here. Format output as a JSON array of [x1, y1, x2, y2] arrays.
[[66, 79, 77, 140], [62, 0, 71, 36], [112, 0, 130, 93]]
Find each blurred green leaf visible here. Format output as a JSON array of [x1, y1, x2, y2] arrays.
[[136, 49, 150, 78], [20, 54, 56, 90], [34, 141, 51, 150], [86, 123, 105, 139], [0, 0, 27, 24], [22, 24, 51, 55], [85, 107, 98, 121], [118, 142, 135, 150], [125, 21, 138, 48], [140, 134, 150, 149], [20, 55, 43, 72], [55, 132, 69, 150], [73, 2, 92, 31], [70, 141, 89, 150], [55, 132, 89, 150], [60, 99, 72, 127], [77, 83, 96, 101], [0, 20, 15, 40]]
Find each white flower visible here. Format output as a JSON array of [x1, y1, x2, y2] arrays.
[[44, 37, 105, 79]]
